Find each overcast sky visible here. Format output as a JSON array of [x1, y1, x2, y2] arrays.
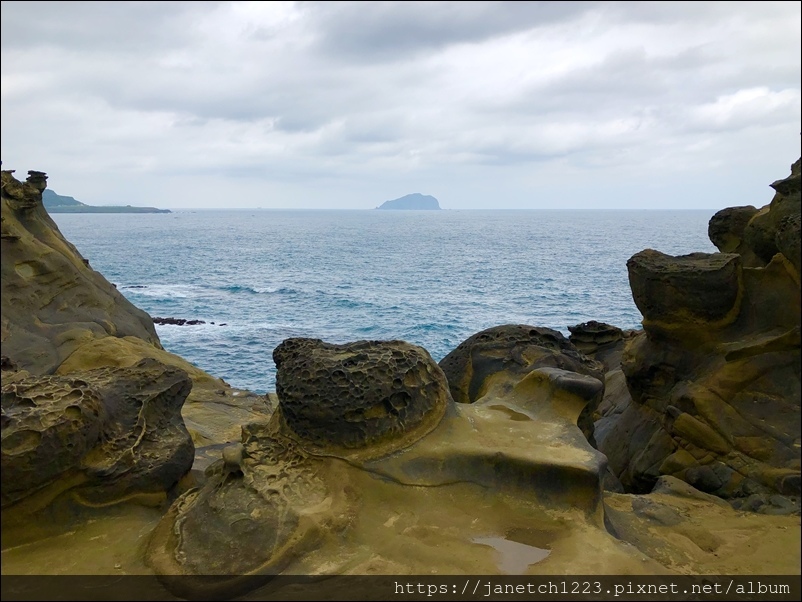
[[1, 1, 800, 209]]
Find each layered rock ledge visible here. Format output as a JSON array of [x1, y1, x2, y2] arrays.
[[596, 158, 801, 505]]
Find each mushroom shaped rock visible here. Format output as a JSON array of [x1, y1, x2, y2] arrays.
[[147, 339, 451, 597], [598, 160, 801, 497], [147, 337, 652, 598], [272, 338, 451, 455], [627, 250, 743, 330]]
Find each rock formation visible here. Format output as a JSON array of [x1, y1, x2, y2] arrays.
[[273, 338, 450, 452], [2, 358, 193, 513], [439, 324, 605, 442], [146, 336, 619, 598], [1, 169, 161, 375], [1, 167, 270, 532], [596, 159, 801, 507], [2, 160, 800, 594]]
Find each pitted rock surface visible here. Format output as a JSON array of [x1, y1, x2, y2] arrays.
[[273, 338, 450, 450], [1, 358, 194, 508]]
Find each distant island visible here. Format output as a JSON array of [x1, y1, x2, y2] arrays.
[[376, 193, 440, 210], [43, 189, 171, 213]]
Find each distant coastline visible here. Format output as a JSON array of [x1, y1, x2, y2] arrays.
[[43, 189, 170, 213]]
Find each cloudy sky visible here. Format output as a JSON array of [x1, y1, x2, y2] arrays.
[[1, 1, 800, 209]]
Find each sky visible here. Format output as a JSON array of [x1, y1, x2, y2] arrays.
[[1, 1, 800, 210]]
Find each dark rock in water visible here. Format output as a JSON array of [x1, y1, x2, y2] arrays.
[[152, 316, 206, 326], [1, 358, 194, 510], [376, 193, 441, 210], [598, 158, 801, 499], [273, 338, 451, 451]]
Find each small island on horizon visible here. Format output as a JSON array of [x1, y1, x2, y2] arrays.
[[376, 193, 441, 210], [43, 188, 171, 213]]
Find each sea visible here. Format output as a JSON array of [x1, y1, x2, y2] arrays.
[[51, 210, 716, 394]]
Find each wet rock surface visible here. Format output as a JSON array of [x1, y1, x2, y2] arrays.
[[151, 317, 206, 326]]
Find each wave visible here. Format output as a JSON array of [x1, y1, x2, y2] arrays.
[[119, 284, 201, 299], [219, 284, 300, 295]]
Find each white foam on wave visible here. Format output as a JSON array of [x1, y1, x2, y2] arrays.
[[119, 284, 204, 299]]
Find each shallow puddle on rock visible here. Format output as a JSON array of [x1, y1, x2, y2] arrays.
[[472, 535, 550, 574]]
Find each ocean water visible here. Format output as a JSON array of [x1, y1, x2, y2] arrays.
[[51, 210, 716, 393]]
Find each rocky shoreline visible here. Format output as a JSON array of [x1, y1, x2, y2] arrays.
[[1, 162, 799, 598]]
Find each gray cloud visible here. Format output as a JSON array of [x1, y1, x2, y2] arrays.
[[303, 1, 600, 60]]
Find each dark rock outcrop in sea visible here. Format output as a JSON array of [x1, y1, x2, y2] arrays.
[[152, 316, 206, 326], [596, 158, 801, 502]]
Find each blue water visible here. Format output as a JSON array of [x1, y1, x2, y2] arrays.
[[51, 210, 716, 393]]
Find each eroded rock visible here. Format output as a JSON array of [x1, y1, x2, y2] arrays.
[[439, 325, 604, 442], [598, 159, 801, 499], [1, 169, 161, 375], [147, 335, 613, 598], [274, 338, 450, 453], [1, 358, 194, 512], [627, 250, 742, 328]]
